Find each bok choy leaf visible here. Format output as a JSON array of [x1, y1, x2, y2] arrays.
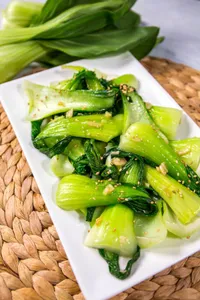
[[145, 165, 200, 224], [24, 80, 115, 121], [120, 122, 200, 194], [163, 202, 200, 238], [149, 106, 182, 140], [134, 201, 167, 248], [34, 114, 123, 150], [56, 174, 157, 215], [85, 204, 137, 257]]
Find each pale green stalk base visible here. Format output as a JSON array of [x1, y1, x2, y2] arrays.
[[145, 165, 200, 224], [0, 41, 47, 83], [85, 204, 138, 257]]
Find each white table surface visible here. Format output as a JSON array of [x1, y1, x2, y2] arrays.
[[0, 0, 200, 70]]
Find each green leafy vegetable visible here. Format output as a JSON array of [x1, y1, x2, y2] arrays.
[[56, 174, 157, 215], [99, 248, 140, 280], [2, 0, 42, 29], [50, 154, 74, 177], [86, 207, 96, 222], [111, 74, 138, 90], [0, 0, 134, 45], [84, 139, 104, 175], [120, 122, 200, 194], [24, 80, 115, 121], [34, 114, 123, 150], [149, 106, 182, 140], [145, 165, 200, 224], [120, 157, 144, 186], [170, 138, 200, 172], [0, 41, 47, 84], [163, 202, 200, 238], [41, 27, 160, 60], [134, 201, 167, 248], [85, 204, 138, 257]]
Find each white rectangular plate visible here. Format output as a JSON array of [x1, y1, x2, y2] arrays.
[[0, 52, 200, 300]]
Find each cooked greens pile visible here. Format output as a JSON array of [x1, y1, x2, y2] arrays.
[[25, 67, 200, 279], [0, 0, 163, 83]]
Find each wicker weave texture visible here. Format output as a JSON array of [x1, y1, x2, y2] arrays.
[[0, 57, 200, 300]]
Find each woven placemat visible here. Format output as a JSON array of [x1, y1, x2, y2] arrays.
[[0, 57, 200, 300]]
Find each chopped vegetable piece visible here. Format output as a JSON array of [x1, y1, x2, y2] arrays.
[[170, 138, 200, 172], [64, 138, 85, 161], [163, 202, 200, 238], [56, 174, 157, 215], [120, 157, 144, 186], [121, 91, 167, 141], [50, 154, 74, 177], [149, 106, 182, 140], [85, 204, 138, 257], [134, 201, 167, 248], [34, 115, 123, 152], [24, 80, 115, 121], [120, 122, 200, 193], [111, 74, 138, 90], [84, 139, 104, 176], [145, 165, 200, 224]]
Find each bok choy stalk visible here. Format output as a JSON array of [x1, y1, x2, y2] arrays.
[[56, 174, 157, 215], [148, 106, 182, 140], [85, 204, 140, 279], [24, 80, 115, 121], [50, 154, 74, 177], [85, 204, 137, 256], [2, 0, 42, 29], [119, 122, 200, 194], [34, 114, 123, 155], [170, 138, 200, 173], [163, 202, 200, 238], [111, 74, 138, 90], [0, 0, 134, 46], [0, 41, 47, 83], [145, 166, 200, 224], [134, 201, 167, 248], [64, 138, 90, 175], [120, 90, 167, 142]]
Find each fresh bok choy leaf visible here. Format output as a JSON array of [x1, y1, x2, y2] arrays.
[[34, 114, 123, 155], [145, 165, 200, 224], [56, 174, 157, 215], [85, 204, 137, 257], [50, 154, 74, 177], [119, 122, 200, 194], [41, 26, 160, 60], [149, 106, 182, 140], [134, 201, 167, 248], [0, 0, 134, 46], [170, 138, 200, 173], [163, 202, 200, 238], [24, 80, 115, 121]]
